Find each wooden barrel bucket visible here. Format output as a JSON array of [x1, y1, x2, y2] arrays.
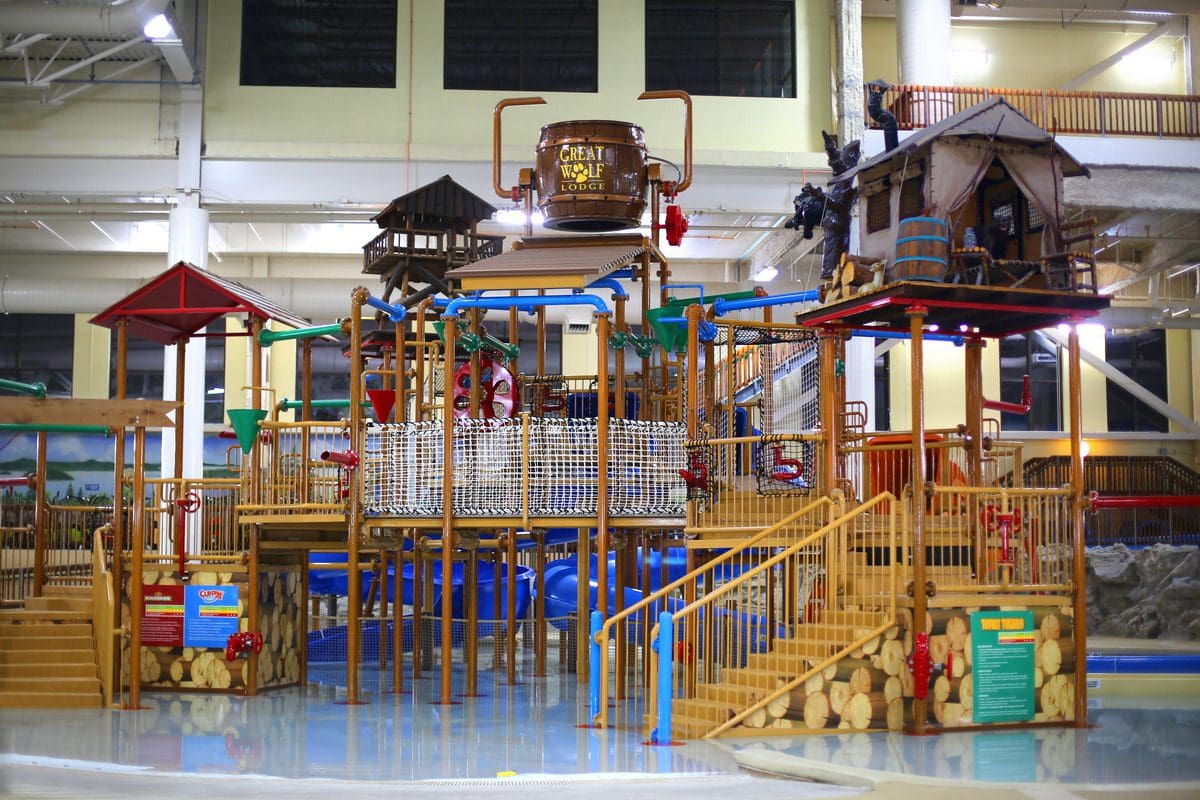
[[893, 216, 949, 282], [535, 120, 647, 232]]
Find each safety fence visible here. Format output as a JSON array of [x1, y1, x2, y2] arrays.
[[865, 84, 1200, 139], [239, 421, 352, 514], [918, 485, 1075, 593], [362, 417, 687, 518]]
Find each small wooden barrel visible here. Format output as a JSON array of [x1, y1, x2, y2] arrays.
[[892, 216, 949, 282], [535, 120, 647, 232]]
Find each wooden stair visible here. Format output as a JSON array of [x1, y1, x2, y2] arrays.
[[0, 585, 102, 709]]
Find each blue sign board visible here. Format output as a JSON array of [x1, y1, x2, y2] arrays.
[[183, 585, 240, 648]]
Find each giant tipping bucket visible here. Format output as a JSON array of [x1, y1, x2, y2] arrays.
[[892, 216, 949, 282], [534, 120, 647, 232]]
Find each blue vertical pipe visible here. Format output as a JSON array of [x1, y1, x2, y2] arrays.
[[589, 610, 603, 725], [651, 611, 674, 744]]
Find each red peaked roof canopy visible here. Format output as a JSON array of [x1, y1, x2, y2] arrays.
[[90, 261, 316, 345]]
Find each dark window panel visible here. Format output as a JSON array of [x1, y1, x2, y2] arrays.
[[0, 314, 75, 398], [646, 0, 795, 98], [999, 333, 1060, 431], [1105, 330, 1168, 433], [444, 1, 597, 92], [241, 0, 398, 88]]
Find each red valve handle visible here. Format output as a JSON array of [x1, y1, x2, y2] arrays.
[[176, 491, 201, 513]]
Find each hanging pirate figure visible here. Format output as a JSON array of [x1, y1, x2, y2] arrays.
[[814, 131, 862, 281]]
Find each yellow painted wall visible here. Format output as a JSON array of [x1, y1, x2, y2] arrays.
[[202, 0, 832, 166], [864, 18, 1186, 94], [72, 315, 111, 399], [1167, 328, 1194, 436], [561, 326, 598, 375], [886, 340, 970, 430]]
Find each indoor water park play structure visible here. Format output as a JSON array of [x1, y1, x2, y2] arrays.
[[2, 93, 1123, 741]]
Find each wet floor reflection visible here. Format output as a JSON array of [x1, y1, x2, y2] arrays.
[[729, 699, 1200, 785]]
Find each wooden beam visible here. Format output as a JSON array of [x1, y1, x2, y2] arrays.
[[0, 397, 179, 428]]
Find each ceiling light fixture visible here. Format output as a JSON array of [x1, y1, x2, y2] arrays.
[[143, 14, 175, 40], [751, 265, 778, 282]]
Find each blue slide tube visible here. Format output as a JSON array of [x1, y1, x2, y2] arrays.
[[711, 289, 820, 316], [854, 330, 966, 346], [587, 276, 629, 299]]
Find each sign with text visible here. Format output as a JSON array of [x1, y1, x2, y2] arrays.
[[971, 610, 1036, 724], [183, 585, 240, 648], [142, 584, 185, 647]]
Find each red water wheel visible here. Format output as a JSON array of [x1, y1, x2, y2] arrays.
[[452, 357, 517, 419]]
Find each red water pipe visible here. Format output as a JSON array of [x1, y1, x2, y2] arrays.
[[0, 476, 30, 488], [320, 450, 359, 468], [1089, 492, 1200, 510], [175, 491, 200, 580], [983, 374, 1031, 415]]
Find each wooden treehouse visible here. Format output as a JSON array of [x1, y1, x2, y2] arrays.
[[361, 174, 505, 297]]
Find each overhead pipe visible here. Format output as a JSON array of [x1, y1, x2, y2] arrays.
[[637, 90, 693, 193], [257, 322, 344, 347], [0, 423, 111, 434], [443, 294, 609, 318], [493, 96, 547, 199], [984, 375, 1032, 415], [0, 0, 169, 37], [711, 290, 821, 316], [852, 330, 966, 346], [587, 277, 629, 299], [0, 377, 47, 397], [364, 294, 407, 323], [1089, 492, 1200, 510]]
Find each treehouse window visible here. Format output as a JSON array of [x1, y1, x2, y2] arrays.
[[866, 191, 890, 234], [899, 176, 923, 220], [1026, 203, 1046, 232]]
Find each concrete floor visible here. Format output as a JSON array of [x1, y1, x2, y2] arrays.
[[2, 658, 1199, 799]]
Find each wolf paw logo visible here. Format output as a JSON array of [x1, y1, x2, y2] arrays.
[[570, 163, 590, 183]]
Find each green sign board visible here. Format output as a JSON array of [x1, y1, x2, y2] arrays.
[[970, 610, 1036, 724]]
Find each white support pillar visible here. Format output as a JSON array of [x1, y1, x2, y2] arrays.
[[160, 199, 210, 499], [844, 335, 876, 433], [896, 0, 953, 124]]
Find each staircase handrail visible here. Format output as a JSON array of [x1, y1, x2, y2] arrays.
[[593, 495, 834, 728], [91, 526, 120, 708], [648, 491, 898, 738]]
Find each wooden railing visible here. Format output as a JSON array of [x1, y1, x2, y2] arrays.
[[866, 84, 1200, 139], [92, 528, 120, 708], [362, 227, 505, 273]]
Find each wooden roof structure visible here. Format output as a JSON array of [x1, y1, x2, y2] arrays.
[[90, 261, 315, 345], [448, 234, 662, 291], [371, 174, 499, 231]]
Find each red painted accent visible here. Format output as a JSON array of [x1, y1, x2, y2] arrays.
[[225, 631, 264, 662], [366, 388, 397, 423], [451, 357, 517, 419], [678, 451, 707, 490], [910, 632, 932, 700], [984, 374, 1031, 415], [174, 491, 200, 579], [320, 450, 360, 468], [0, 476, 30, 488], [769, 445, 804, 483], [1089, 492, 1200, 510], [665, 204, 688, 246]]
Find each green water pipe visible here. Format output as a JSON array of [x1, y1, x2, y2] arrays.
[[460, 332, 520, 361], [0, 424, 110, 434], [278, 398, 370, 411], [258, 322, 344, 347], [0, 378, 47, 398]]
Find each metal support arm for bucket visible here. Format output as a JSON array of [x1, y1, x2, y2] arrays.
[[637, 90, 693, 194], [493, 96, 547, 201]]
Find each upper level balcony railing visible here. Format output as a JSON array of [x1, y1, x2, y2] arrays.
[[865, 84, 1200, 139]]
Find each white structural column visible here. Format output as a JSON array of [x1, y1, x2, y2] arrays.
[[159, 84, 208, 525], [1188, 15, 1199, 95], [896, 0, 953, 124], [844, 336, 876, 433]]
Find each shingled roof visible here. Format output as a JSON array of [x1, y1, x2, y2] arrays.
[[90, 261, 316, 345], [371, 174, 499, 230]]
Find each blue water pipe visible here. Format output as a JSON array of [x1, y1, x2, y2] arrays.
[[854, 330, 966, 346], [650, 611, 674, 745], [364, 294, 407, 323], [711, 289, 821, 316], [586, 276, 629, 299], [443, 294, 610, 318], [589, 610, 603, 725]]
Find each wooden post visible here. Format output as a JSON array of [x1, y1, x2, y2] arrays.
[[347, 289, 369, 705], [301, 339, 314, 420], [111, 318, 128, 704], [438, 312, 458, 705], [32, 430, 47, 597], [391, 546, 403, 694], [128, 426, 146, 710], [465, 546, 479, 695], [907, 305, 929, 734], [1067, 328, 1089, 727], [818, 331, 840, 497], [247, 524, 260, 696], [964, 337, 985, 486]]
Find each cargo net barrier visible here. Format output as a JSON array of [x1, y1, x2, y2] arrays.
[[754, 437, 816, 495], [364, 418, 687, 517]]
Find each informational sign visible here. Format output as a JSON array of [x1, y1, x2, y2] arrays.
[[973, 732, 1038, 782], [183, 585, 240, 648], [142, 585, 185, 647], [971, 610, 1036, 724]]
